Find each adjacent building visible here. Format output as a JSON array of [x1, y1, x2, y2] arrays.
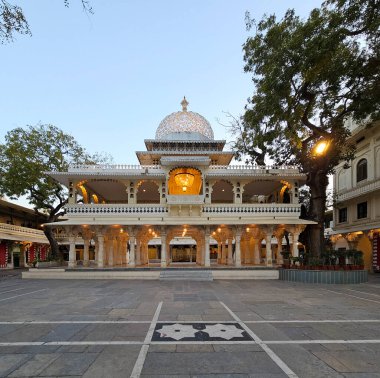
[[332, 120, 380, 271], [0, 198, 49, 268]]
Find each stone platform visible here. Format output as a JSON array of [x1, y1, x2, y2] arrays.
[[22, 266, 279, 280], [279, 268, 368, 284]]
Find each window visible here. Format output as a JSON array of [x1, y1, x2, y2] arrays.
[[357, 202, 367, 219], [357, 159, 368, 182], [338, 208, 347, 223]]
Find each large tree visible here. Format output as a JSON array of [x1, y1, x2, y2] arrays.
[[0, 0, 93, 43], [233, 0, 379, 257], [0, 124, 110, 256]]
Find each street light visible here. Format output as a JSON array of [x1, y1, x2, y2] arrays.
[[313, 140, 330, 156]]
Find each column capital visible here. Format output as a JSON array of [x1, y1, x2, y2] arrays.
[[234, 225, 243, 237], [291, 224, 306, 235]]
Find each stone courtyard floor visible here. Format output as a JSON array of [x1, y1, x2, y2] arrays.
[[0, 273, 380, 377]]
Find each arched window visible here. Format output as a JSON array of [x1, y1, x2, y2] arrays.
[[357, 159, 368, 182]]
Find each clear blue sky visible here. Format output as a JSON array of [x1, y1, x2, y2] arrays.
[[1, 0, 323, 165]]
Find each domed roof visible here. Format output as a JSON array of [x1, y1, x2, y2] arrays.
[[155, 97, 214, 141]]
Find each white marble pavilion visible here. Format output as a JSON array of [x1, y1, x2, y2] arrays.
[[48, 98, 314, 269]]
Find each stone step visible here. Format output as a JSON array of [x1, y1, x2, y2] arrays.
[[159, 271, 213, 281]]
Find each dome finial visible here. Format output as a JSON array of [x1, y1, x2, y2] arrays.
[[181, 96, 189, 112]]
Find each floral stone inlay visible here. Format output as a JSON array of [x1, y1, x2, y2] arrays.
[[152, 323, 253, 342]]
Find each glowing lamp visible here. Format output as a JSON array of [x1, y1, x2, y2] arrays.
[[313, 140, 330, 156], [175, 172, 195, 192]]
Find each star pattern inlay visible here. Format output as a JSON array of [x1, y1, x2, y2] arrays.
[[156, 323, 198, 340], [203, 323, 245, 340]]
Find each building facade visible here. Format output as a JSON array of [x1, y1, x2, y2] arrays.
[[48, 98, 314, 269], [332, 120, 380, 271], [0, 199, 49, 269]]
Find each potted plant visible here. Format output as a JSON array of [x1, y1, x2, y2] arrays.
[[281, 250, 291, 268], [353, 250, 364, 270]]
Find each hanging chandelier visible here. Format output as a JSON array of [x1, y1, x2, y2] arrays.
[[174, 172, 195, 192]]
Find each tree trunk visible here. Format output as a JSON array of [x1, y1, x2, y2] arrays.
[[306, 170, 329, 258], [43, 225, 59, 259]]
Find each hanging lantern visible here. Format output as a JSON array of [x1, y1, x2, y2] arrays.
[[174, 172, 195, 192]]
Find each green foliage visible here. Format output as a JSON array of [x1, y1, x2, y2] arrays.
[[235, 0, 380, 256], [0, 0, 30, 43], [0, 124, 106, 220], [0, 1, 93, 44]]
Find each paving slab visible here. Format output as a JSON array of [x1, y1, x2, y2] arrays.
[[38, 352, 98, 376], [8, 353, 60, 377], [82, 345, 141, 378], [141, 351, 284, 375], [1, 275, 380, 376], [0, 354, 31, 377]]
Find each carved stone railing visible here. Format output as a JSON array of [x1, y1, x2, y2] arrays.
[[209, 165, 299, 171], [166, 195, 205, 205], [335, 178, 380, 202], [64, 203, 301, 217], [68, 164, 162, 172], [0, 223, 46, 237], [207, 165, 302, 176], [203, 204, 301, 215], [65, 204, 168, 215]]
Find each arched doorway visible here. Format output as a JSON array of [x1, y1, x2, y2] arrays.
[[211, 180, 233, 203], [136, 181, 160, 203]]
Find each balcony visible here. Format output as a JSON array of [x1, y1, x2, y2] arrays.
[[207, 165, 303, 176], [66, 204, 168, 215], [0, 223, 48, 243], [335, 178, 380, 202], [68, 164, 164, 174], [66, 163, 302, 176], [203, 204, 301, 217], [166, 195, 205, 205], [63, 203, 302, 225]]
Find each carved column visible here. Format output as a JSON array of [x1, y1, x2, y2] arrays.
[[204, 227, 210, 267], [161, 227, 167, 267], [97, 235, 105, 268], [227, 238, 233, 265], [123, 237, 129, 265], [83, 238, 90, 267], [107, 236, 114, 267], [221, 241, 227, 264], [253, 239, 261, 265], [235, 230, 242, 267], [129, 237, 135, 267], [265, 233, 273, 267], [292, 231, 300, 258], [68, 236, 76, 268], [135, 239, 141, 266], [276, 237, 284, 265], [217, 242, 222, 264]]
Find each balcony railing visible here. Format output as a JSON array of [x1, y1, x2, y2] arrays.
[[65, 203, 301, 217], [0, 223, 45, 236], [208, 165, 302, 175], [166, 195, 205, 205], [67, 163, 301, 174], [68, 164, 162, 172], [203, 204, 301, 216], [335, 178, 380, 202], [66, 204, 168, 215]]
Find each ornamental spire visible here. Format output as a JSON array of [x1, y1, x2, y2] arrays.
[[181, 96, 189, 112]]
